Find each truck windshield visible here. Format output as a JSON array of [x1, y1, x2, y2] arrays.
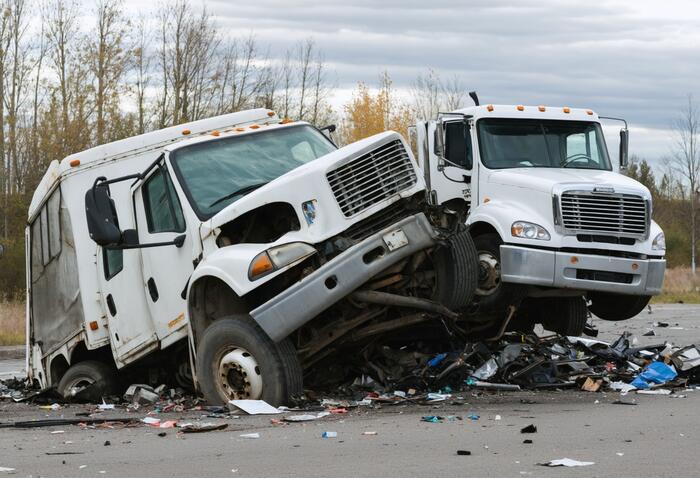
[[477, 119, 611, 171], [171, 125, 336, 219]]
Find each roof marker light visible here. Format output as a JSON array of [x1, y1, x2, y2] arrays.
[[250, 124, 260, 129], [211, 130, 220, 136], [586, 110, 594, 115], [563, 107, 571, 113], [280, 118, 294, 124], [267, 111, 275, 117], [236, 127, 245, 132], [181, 129, 191, 135], [486, 105, 494, 112], [69, 159, 80, 167], [516, 105, 524, 111], [538, 105, 546, 112]]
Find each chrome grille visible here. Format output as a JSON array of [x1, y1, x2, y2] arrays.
[[560, 191, 648, 237], [327, 139, 417, 217]]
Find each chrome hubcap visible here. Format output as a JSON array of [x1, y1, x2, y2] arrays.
[[476, 251, 501, 296], [218, 348, 263, 400]]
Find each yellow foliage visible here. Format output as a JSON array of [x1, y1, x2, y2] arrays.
[[341, 72, 415, 145]]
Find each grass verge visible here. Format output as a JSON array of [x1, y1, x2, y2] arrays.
[[0, 300, 25, 345]]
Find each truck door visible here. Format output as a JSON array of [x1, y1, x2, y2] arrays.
[[427, 120, 475, 208], [132, 162, 194, 344], [97, 226, 157, 367]]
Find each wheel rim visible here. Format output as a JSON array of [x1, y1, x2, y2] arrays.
[[476, 250, 501, 296], [65, 377, 96, 397], [217, 347, 263, 400]]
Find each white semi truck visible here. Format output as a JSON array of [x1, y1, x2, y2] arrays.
[[415, 99, 666, 335], [25, 109, 478, 405]]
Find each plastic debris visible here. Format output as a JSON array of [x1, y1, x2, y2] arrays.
[[630, 361, 677, 389], [636, 389, 672, 395], [421, 416, 441, 423], [239, 433, 260, 439], [283, 412, 330, 422], [321, 431, 337, 438], [540, 458, 594, 467], [456, 450, 471, 456], [179, 423, 228, 433], [523, 439, 533, 444], [521, 424, 537, 433], [125, 384, 159, 405], [362, 431, 377, 435]]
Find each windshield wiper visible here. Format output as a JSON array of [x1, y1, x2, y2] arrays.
[[208, 181, 269, 208]]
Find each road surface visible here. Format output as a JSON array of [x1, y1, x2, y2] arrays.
[[0, 304, 698, 477]]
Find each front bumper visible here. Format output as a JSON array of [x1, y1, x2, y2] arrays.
[[500, 245, 666, 295], [250, 213, 438, 342]]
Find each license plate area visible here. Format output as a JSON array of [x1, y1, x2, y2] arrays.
[[383, 228, 408, 251]]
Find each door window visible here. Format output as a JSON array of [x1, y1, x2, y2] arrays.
[[143, 166, 186, 233], [103, 248, 123, 280], [444, 121, 473, 169]]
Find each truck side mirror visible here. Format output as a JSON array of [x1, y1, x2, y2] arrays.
[[85, 182, 123, 247], [434, 120, 446, 161], [619, 128, 629, 169]]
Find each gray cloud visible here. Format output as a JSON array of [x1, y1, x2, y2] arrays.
[[131, 0, 700, 161]]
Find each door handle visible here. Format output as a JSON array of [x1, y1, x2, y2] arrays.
[[106, 294, 117, 317], [147, 278, 159, 302]]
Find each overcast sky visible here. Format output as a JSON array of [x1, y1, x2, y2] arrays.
[[126, 0, 700, 165]]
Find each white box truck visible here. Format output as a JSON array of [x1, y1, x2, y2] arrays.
[[25, 109, 478, 405], [415, 99, 666, 335]]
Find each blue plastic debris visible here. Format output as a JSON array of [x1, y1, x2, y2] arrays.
[[422, 416, 441, 423], [468, 413, 480, 421], [322, 431, 338, 438], [428, 353, 448, 367], [629, 361, 677, 389]]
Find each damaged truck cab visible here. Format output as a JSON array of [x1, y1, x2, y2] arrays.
[[28, 109, 478, 405]]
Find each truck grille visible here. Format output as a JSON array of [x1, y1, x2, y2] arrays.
[[327, 139, 417, 217], [560, 191, 648, 237]]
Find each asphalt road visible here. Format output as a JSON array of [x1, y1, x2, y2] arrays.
[[1, 304, 699, 477]]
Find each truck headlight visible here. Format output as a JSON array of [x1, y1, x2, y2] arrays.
[[652, 232, 666, 251], [511, 221, 551, 241], [248, 242, 317, 280]]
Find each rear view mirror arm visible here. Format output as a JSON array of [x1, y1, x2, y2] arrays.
[[108, 234, 186, 250]]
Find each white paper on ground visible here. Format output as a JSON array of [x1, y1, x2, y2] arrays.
[[637, 389, 672, 395], [542, 458, 595, 467], [229, 399, 281, 415], [142, 417, 160, 425], [610, 381, 636, 395], [284, 411, 330, 422], [0, 467, 16, 473], [239, 433, 260, 439]]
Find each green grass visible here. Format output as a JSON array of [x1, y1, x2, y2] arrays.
[[651, 292, 700, 304]]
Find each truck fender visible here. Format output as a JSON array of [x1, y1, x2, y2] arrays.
[[468, 200, 552, 242]]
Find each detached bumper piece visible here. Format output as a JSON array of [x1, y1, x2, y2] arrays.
[[250, 213, 438, 342], [500, 244, 666, 295]]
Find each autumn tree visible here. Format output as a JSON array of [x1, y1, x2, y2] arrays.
[[342, 72, 414, 145]]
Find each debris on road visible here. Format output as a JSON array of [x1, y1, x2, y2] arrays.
[[239, 433, 260, 439], [179, 423, 228, 433], [228, 400, 281, 415], [456, 450, 472, 456], [540, 458, 595, 467], [321, 431, 337, 438], [520, 424, 537, 434]]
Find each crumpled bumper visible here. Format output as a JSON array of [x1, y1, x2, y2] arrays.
[[250, 213, 439, 342], [500, 244, 666, 295]]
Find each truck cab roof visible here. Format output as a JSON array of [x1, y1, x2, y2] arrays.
[[450, 104, 600, 122]]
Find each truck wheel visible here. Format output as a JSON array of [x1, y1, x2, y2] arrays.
[[196, 316, 300, 406], [57, 360, 118, 401], [541, 297, 588, 336], [433, 230, 479, 310], [472, 233, 525, 315], [588, 292, 651, 321]]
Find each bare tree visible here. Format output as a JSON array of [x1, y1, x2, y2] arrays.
[[0, 2, 11, 238], [671, 94, 700, 273], [89, 0, 128, 144], [133, 14, 151, 134]]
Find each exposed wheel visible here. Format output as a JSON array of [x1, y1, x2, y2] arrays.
[[432, 230, 479, 310], [57, 360, 118, 401], [588, 292, 651, 321], [196, 316, 301, 406], [540, 297, 588, 336], [471, 233, 526, 315]]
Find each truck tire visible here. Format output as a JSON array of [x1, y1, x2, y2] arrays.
[[196, 316, 300, 406], [588, 292, 651, 321], [433, 230, 479, 310], [541, 297, 588, 336], [57, 360, 118, 401], [472, 233, 526, 316]]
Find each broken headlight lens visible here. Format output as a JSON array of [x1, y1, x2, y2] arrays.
[[248, 242, 317, 281], [652, 232, 666, 251], [511, 221, 550, 241]]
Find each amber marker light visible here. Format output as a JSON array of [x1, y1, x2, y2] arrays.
[[249, 253, 274, 280], [267, 111, 275, 117], [570, 256, 579, 264], [563, 107, 571, 113], [211, 130, 220, 137], [486, 105, 494, 112], [516, 105, 524, 111], [89, 321, 99, 331], [538, 105, 546, 112], [249, 124, 260, 129], [586, 110, 594, 115], [182, 129, 191, 135], [69, 159, 81, 167]]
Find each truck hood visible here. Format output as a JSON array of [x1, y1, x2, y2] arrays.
[[487, 168, 650, 195]]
